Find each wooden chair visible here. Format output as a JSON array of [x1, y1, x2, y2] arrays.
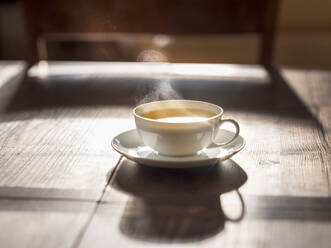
[[22, 0, 279, 66]]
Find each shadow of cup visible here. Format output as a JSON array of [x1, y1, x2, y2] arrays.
[[111, 159, 247, 242]]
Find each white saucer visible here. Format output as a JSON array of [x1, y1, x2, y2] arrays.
[[111, 129, 245, 168]]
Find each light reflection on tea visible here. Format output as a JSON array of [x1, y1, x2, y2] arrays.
[[140, 108, 215, 123]]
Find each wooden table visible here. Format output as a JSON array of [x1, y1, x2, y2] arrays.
[[0, 61, 330, 248]]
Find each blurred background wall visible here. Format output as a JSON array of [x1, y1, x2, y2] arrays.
[[0, 0, 330, 68]]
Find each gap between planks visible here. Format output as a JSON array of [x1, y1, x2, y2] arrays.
[[71, 156, 123, 248]]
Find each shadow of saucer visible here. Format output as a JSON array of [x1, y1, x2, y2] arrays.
[[110, 159, 247, 242]]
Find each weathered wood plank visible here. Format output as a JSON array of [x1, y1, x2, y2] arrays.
[[309, 70, 331, 107], [235, 153, 331, 197], [80, 159, 246, 247], [79, 66, 330, 247], [0, 105, 132, 247], [79, 157, 331, 247], [222, 110, 330, 196], [223, 219, 331, 248], [280, 69, 331, 108], [0, 105, 133, 247], [0, 199, 95, 248], [319, 106, 331, 148], [280, 69, 331, 150], [0, 62, 330, 247], [0, 106, 133, 199]]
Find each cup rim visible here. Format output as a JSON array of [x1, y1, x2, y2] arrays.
[[133, 99, 223, 123]]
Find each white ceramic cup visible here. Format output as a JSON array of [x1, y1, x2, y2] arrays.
[[133, 100, 240, 156]]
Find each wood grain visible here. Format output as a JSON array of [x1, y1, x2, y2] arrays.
[[0, 62, 330, 247], [0, 62, 134, 247], [0, 199, 95, 248], [78, 65, 330, 247], [0, 106, 132, 197]]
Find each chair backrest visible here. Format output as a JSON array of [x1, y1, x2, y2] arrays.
[[22, 0, 279, 65]]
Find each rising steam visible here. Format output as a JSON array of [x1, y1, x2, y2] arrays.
[[136, 79, 182, 105]]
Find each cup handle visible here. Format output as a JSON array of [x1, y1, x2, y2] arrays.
[[212, 118, 240, 146]]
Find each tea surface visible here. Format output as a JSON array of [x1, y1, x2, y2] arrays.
[[141, 108, 215, 122]]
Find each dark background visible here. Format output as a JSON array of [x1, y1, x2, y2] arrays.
[[1, 0, 331, 68]]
